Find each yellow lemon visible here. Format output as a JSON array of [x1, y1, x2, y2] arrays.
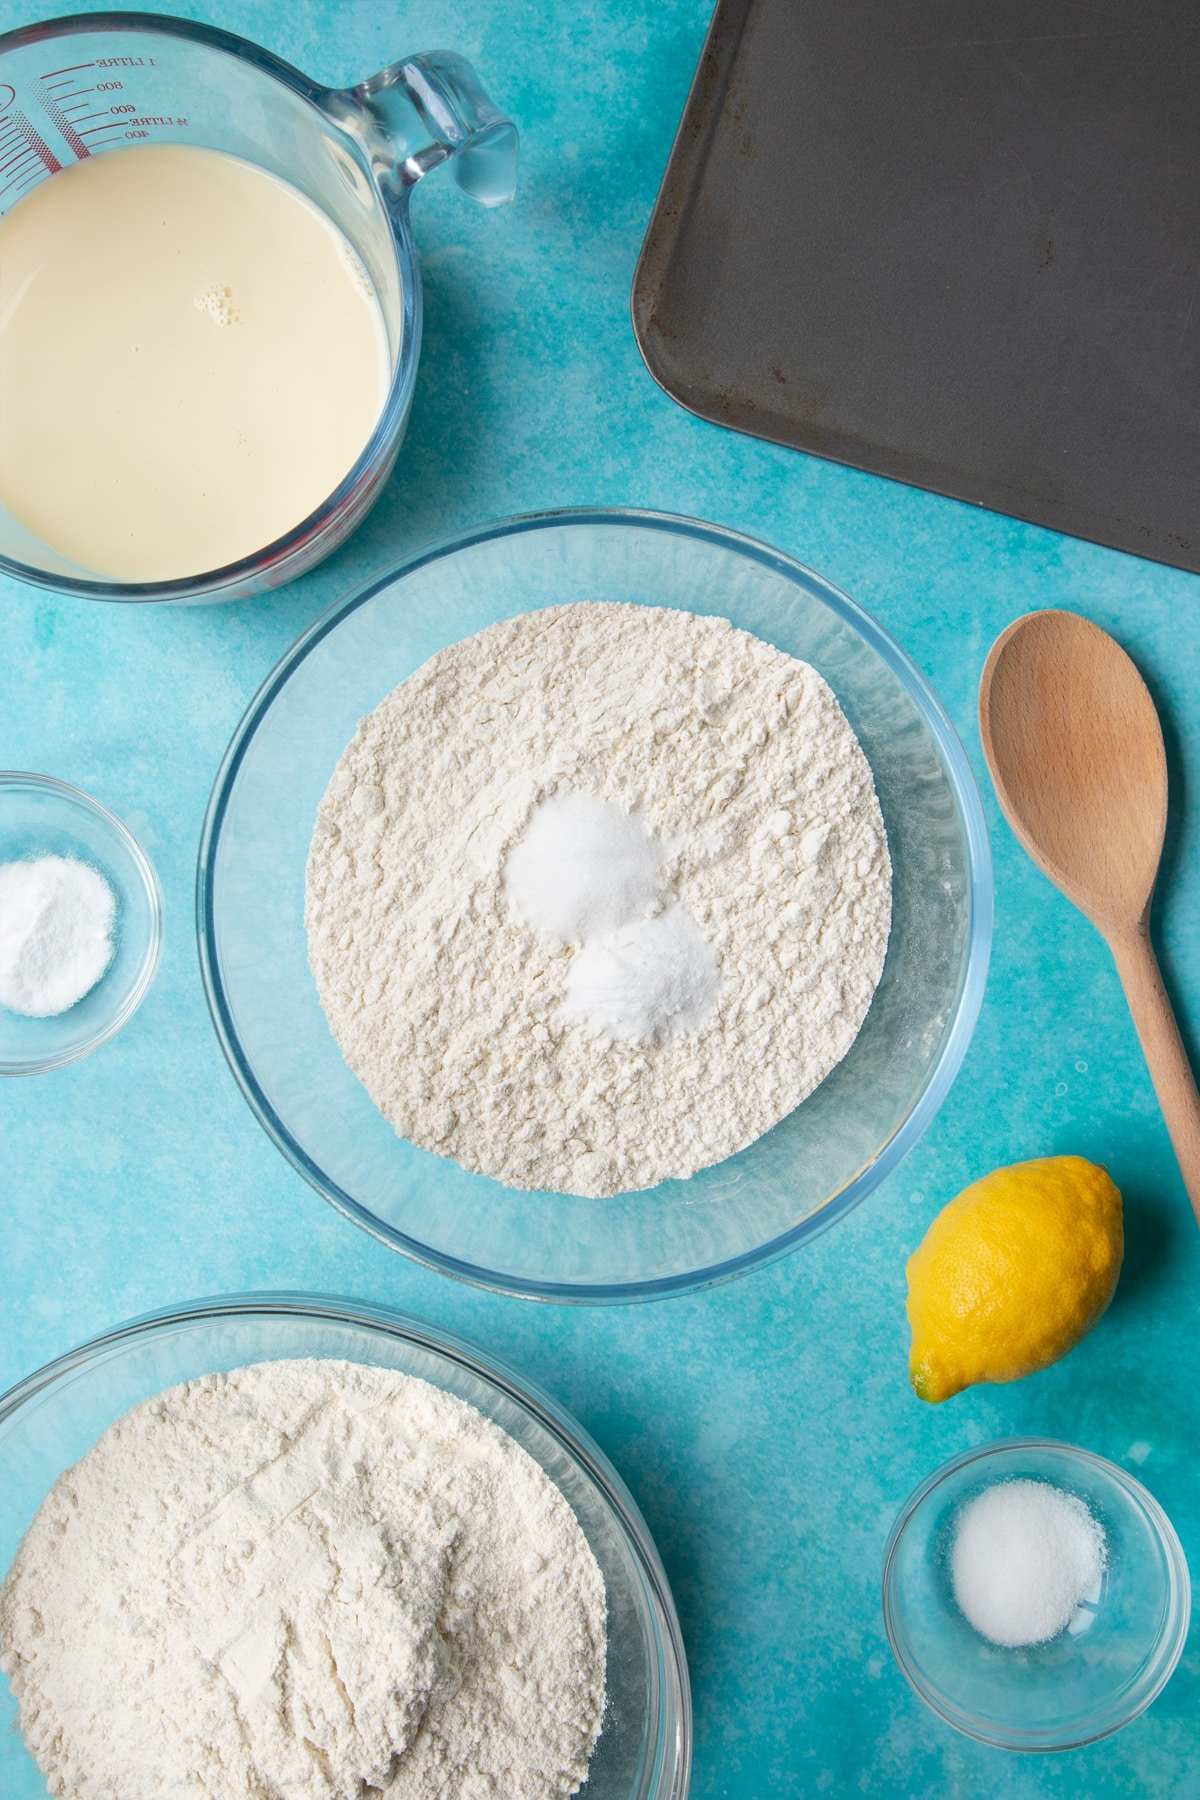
[[906, 1156, 1123, 1403]]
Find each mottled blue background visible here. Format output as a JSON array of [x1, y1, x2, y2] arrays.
[[2, 3, 1198, 1795]]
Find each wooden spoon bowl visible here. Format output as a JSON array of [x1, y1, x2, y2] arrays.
[[980, 609, 1200, 1221]]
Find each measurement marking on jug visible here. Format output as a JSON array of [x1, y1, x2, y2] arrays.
[[36, 66, 103, 160], [1, 167, 46, 199], [39, 90, 89, 161], [0, 161, 39, 190], [0, 171, 40, 196], [0, 109, 60, 197], [15, 114, 59, 170]]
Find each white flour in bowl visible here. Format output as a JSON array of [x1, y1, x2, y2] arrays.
[[0, 1359, 606, 1800], [306, 602, 892, 1198]]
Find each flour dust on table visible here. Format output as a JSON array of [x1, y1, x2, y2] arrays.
[[0, 1359, 606, 1800], [307, 602, 892, 1198]]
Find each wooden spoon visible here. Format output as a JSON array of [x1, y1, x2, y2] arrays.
[[979, 608, 1200, 1222]]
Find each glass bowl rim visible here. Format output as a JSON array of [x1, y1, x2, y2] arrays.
[[0, 770, 163, 1075], [881, 1435, 1193, 1753], [196, 505, 994, 1302], [0, 1288, 692, 1799], [0, 8, 422, 606]]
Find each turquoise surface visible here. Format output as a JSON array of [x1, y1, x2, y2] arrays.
[[1, 2, 1197, 1793]]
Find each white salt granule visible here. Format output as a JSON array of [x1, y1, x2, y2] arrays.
[[0, 854, 116, 1017], [504, 790, 665, 941], [951, 1478, 1107, 1647], [563, 904, 718, 1041]]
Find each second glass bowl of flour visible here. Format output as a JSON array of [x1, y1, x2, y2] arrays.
[[200, 509, 992, 1300], [0, 1295, 690, 1799]]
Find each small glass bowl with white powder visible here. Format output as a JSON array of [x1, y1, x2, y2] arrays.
[[0, 1292, 691, 1800], [0, 774, 162, 1075], [882, 1439, 1190, 1751]]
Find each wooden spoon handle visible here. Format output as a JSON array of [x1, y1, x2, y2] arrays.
[[1109, 927, 1200, 1224]]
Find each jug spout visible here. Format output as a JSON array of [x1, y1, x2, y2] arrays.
[[349, 51, 517, 206]]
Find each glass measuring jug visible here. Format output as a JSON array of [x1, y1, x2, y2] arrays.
[[0, 13, 517, 603]]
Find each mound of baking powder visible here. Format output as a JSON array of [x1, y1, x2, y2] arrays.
[[0, 1359, 606, 1799], [0, 854, 115, 1017], [306, 602, 891, 1198]]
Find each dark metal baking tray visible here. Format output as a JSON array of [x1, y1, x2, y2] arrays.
[[633, 0, 1200, 573]]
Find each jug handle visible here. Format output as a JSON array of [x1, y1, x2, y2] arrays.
[[344, 51, 518, 206]]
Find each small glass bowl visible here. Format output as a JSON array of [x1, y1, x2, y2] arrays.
[[0, 774, 162, 1075], [0, 1293, 690, 1799], [882, 1439, 1191, 1752]]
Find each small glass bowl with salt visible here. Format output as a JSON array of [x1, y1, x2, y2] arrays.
[[0, 774, 162, 1075], [882, 1438, 1190, 1751]]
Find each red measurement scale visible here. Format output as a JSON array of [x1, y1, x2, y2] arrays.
[[0, 58, 179, 205], [0, 79, 60, 201]]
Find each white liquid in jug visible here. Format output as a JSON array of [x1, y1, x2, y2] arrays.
[[0, 144, 391, 582]]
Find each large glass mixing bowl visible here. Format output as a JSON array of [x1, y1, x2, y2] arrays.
[[198, 510, 992, 1300], [0, 1294, 691, 1799]]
